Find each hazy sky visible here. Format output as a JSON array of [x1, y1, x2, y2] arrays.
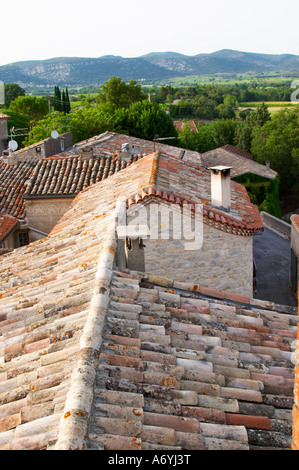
[[1, 0, 298, 65]]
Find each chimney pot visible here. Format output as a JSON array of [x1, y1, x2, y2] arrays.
[[209, 165, 232, 212]]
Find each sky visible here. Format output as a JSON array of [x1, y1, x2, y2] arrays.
[[1, 0, 299, 66]]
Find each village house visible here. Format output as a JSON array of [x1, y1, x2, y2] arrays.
[[11, 132, 73, 163], [0, 131, 278, 250], [173, 120, 199, 133], [0, 147, 297, 451], [201, 144, 277, 180]]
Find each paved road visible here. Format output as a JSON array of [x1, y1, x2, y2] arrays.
[[253, 227, 297, 307]]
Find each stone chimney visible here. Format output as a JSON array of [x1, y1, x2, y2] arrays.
[[209, 165, 232, 212], [0, 113, 9, 156]]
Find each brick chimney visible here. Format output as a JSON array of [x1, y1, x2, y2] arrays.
[[209, 166, 232, 212]]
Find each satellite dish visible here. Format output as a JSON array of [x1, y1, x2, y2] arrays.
[[8, 140, 18, 151], [51, 130, 59, 139]]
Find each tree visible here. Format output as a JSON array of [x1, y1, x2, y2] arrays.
[[113, 101, 178, 141], [234, 122, 252, 152], [53, 86, 62, 112], [1, 109, 30, 148], [61, 89, 66, 113], [2, 84, 25, 108], [246, 102, 271, 129], [209, 119, 239, 148], [251, 107, 299, 195], [96, 77, 146, 111], [65, 88, 71, 113], [25, 107, 115, 146], [9, 96, 49, 124]]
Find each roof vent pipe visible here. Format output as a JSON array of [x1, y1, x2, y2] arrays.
[[209, 165, 232, 213]]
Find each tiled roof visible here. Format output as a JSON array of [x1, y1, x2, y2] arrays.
[[291, 214, 299, 233], [174, 121, 199, 133], [66, 131, 202, 163], [202, 146, 277, 180], [0, 214, 18, 245], [25, 154, 142, 199], [0, 152, 295, 450], [123, 152, 263, 235], [0, 159, 38, 219], [87, 268, 297, 451], [221, 144, 254, 161], [0, 114, 9, 120]]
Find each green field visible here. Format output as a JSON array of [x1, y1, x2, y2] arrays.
[[239, 101, 298, 113], [154, 72, 298, 87]]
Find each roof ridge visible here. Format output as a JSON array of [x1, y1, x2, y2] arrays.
[[55, 203, 120, 450], [126, 186, 263, 235]]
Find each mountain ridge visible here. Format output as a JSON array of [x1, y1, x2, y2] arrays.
[[1, 49, 299, 88]]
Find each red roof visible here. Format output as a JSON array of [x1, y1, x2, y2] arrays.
[[125, 152, 263, 235], [173, 121, 199, 133], [0, 214, 18, 244]]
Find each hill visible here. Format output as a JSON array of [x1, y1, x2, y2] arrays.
[[1, 49, 299, 88]]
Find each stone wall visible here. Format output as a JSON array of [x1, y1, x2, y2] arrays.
[[14, 133, 72, 161], [261, 211, 291, 240], [126, 201, 253, 297], [25, 197, 73, 241]]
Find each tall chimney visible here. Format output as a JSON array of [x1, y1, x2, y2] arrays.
[[209, 166, 232, 212]]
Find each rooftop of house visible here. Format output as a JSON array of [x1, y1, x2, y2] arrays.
[[0, 114, 9, 121], [65, 131, 202, 162], [0, 152, 296, 450], [291, 214, 299, 233], [24, 153, 143, 199], [0, 159, 37, 219], [173, 121, 199, 133], [0, 214, 18, 245], [202, 145, 277, 180], [0, 132, 276, 222]]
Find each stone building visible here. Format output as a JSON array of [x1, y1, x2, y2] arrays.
[[12, 132, 73, 162], [0, 151, 297, 451], [120, 153, 263, 297]]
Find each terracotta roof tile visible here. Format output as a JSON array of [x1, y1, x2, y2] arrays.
[[0, 159, 37, 218], [25, 154, 141, 199], [0, 156, 296, 450], [202, 146, 277, 180], [0, 214, 18, 244]]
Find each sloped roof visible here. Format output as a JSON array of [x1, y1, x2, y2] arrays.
[[24, 154, 142, 199], [0, 159, 38, 219], [0, 151, 295, 450], [86, 269, 297, 451], [173, 121, 199, 133], [202, 146, 277, 180], [0, 214, 18, 245], [124, 152, 263, 235], [66, 131, 202, 163]]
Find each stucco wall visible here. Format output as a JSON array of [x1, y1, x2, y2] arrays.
[[25, 197, 73, 241], [126, 201, 253, 297]]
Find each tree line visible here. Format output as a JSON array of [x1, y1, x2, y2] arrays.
[[1, 78, 298, 215]]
